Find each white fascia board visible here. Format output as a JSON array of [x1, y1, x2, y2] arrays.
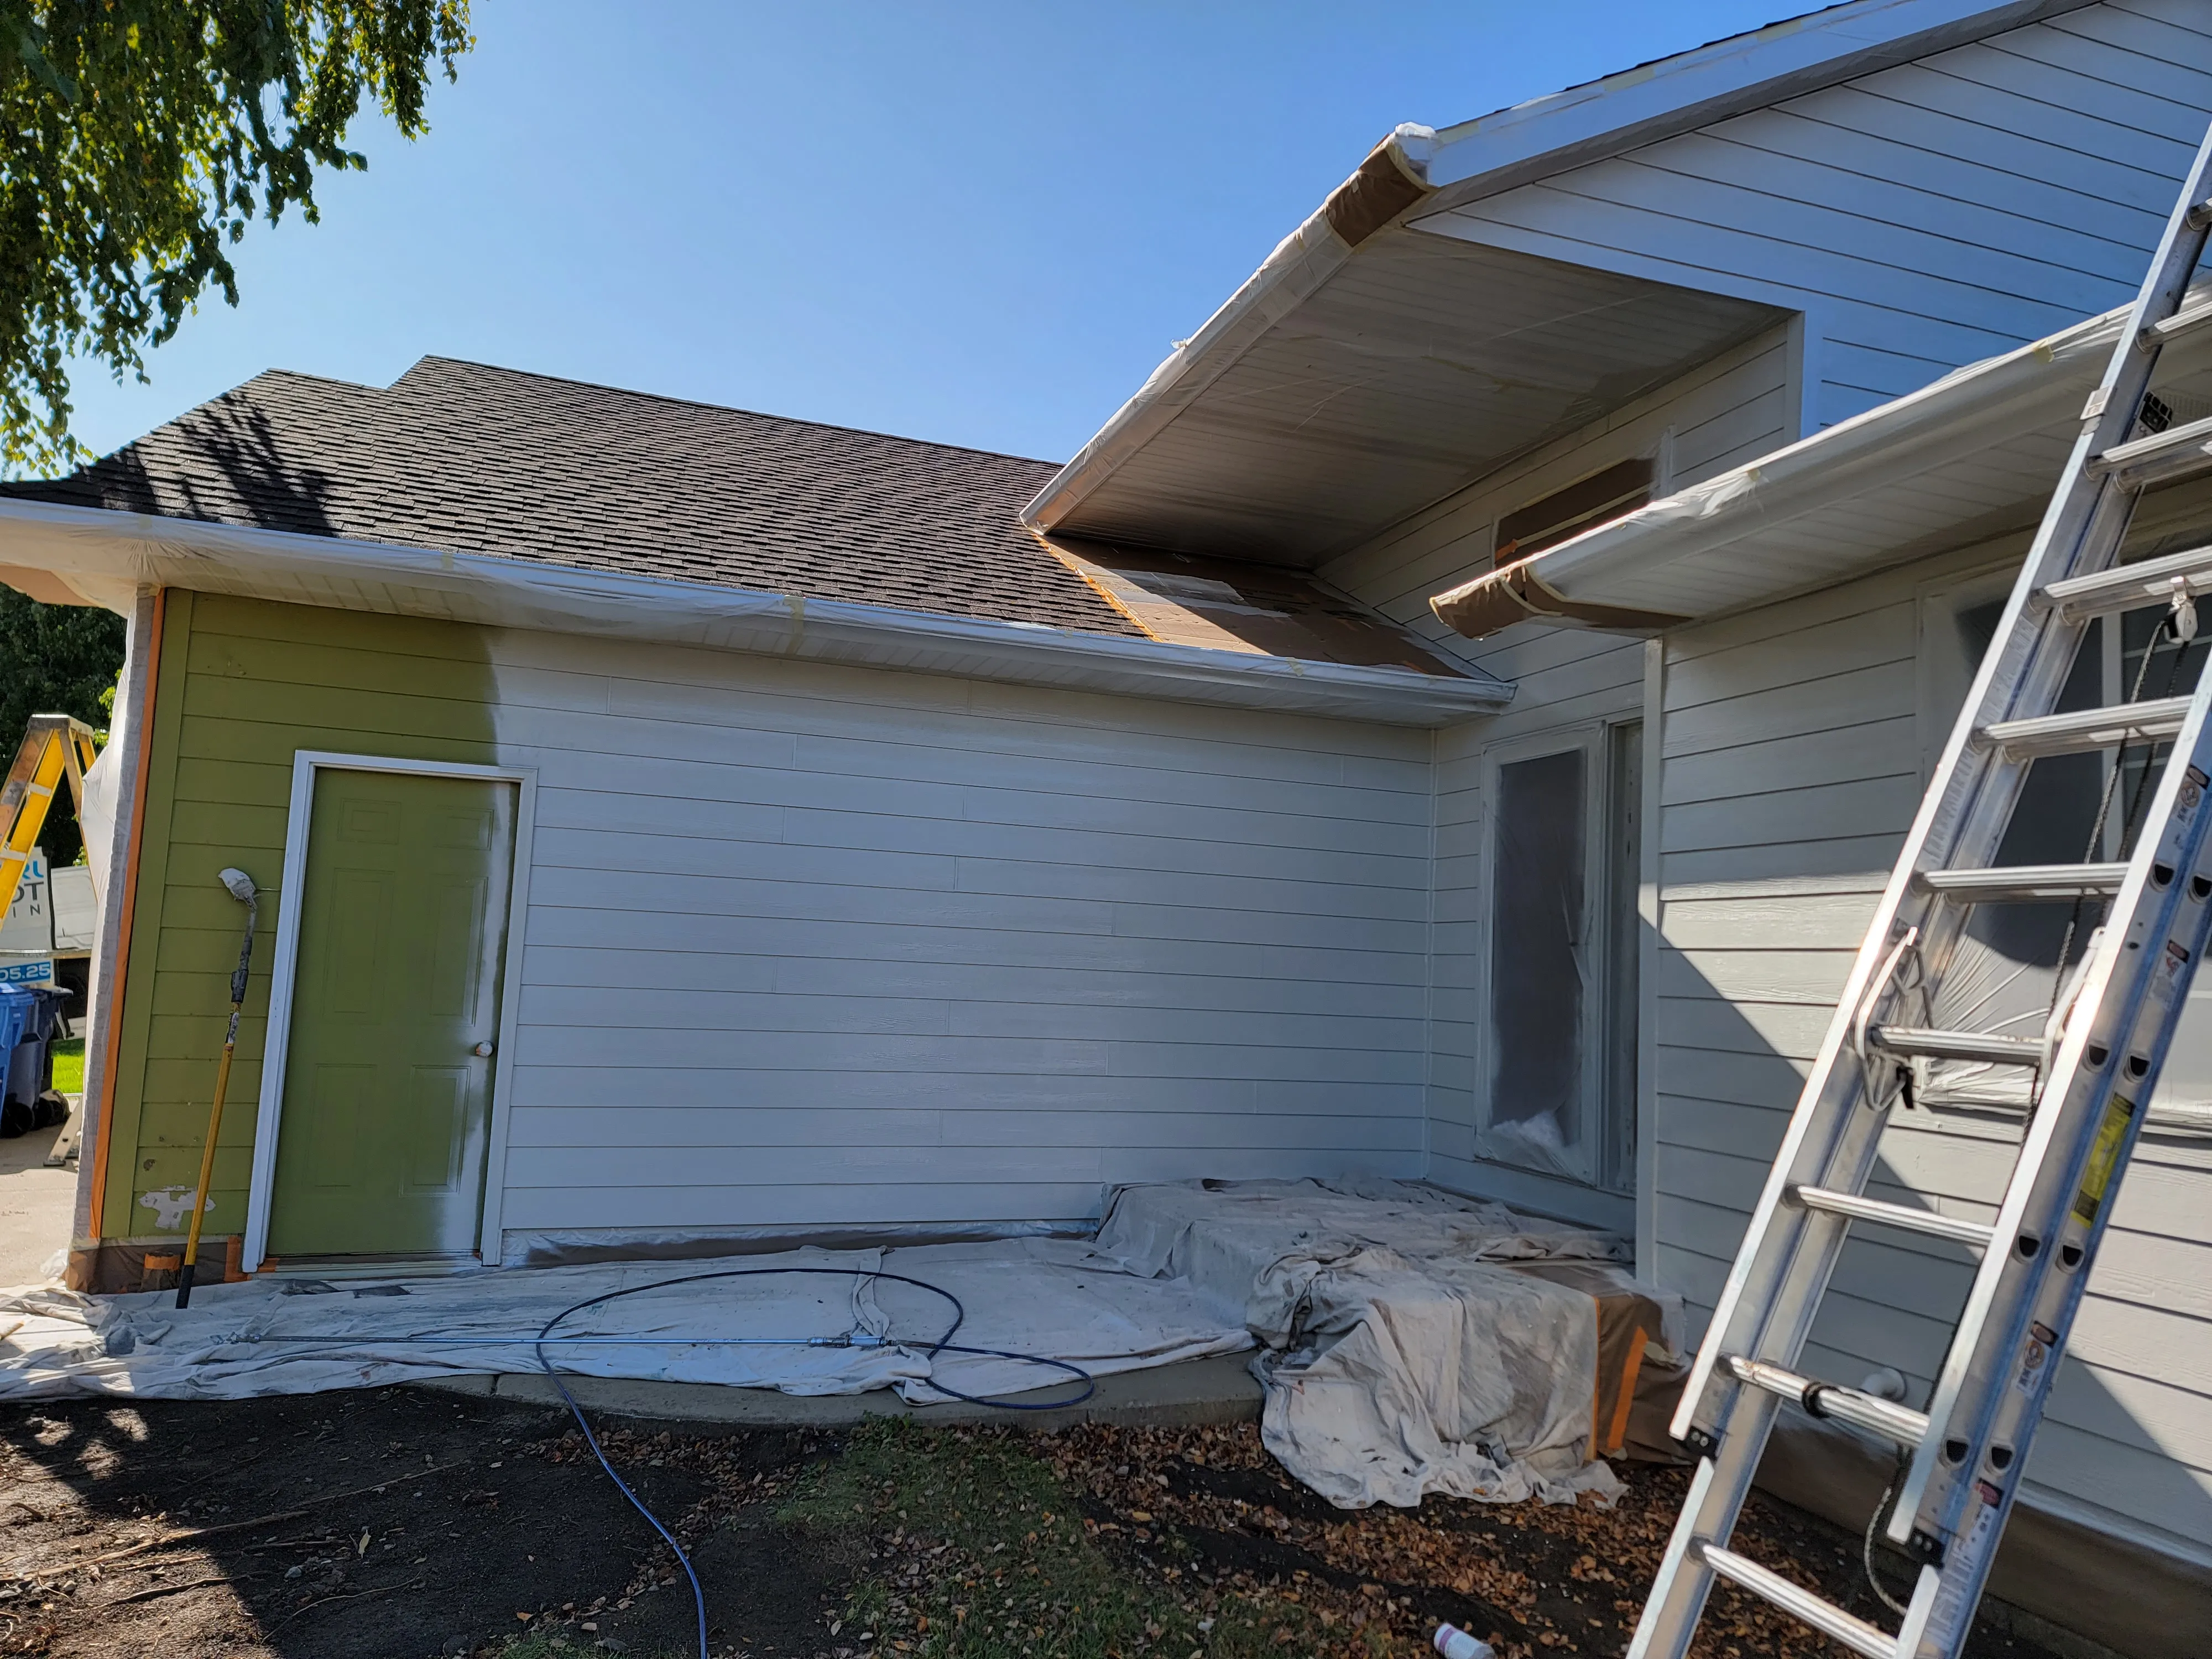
[[1481, 299, 2132, 617], [1419, 0, 2090, 204], [0, 499, 1512, 727]]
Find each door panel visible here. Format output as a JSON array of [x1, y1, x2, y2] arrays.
[[269, 769, 516, 1258]]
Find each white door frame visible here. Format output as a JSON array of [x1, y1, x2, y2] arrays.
[[241, 752, 537, 1274]]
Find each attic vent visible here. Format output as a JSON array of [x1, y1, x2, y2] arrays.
[[2135, 391, 2212, 441], [1494, 457, 1656, 569]]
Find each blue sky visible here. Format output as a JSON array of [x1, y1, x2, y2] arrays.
[[62, 1, 1792, 467]]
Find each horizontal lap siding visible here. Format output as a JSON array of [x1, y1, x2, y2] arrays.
[[108, 593, 1435, 1247], [479, 625, 1434, 1234], [1420, 0, 2212, 430], [103, 592, 501, 1243], [1653, 551, 2212, 1560]]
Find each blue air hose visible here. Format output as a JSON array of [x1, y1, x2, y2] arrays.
[[524, 1264, 1097, 1659]]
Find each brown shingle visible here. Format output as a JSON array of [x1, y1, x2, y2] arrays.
[[7, 357, 1142, 638]]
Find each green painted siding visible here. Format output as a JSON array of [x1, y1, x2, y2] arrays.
[[102, 591, 496, 1241]]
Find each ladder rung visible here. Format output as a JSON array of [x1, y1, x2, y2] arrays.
[[1694, 1543, 1898, 1659], [1792, 1185, 1997, 1249], [1918, 862, 2127, 902], [2041, 541, 2212, 622], [2141, 296, 2212, 349], [1724, 1354, 1931, 1449], [1979, 695, 2191, 759], [2089, 413, 2212, 491], [1869, 1025, 2042, 1067]]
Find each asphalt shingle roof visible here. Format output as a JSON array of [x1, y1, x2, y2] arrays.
[[7, 357, 1143, 637]]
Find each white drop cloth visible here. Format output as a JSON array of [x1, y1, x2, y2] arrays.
[[0, 1237, 1251, 1405], [1096, 1178, 1681, 1510]]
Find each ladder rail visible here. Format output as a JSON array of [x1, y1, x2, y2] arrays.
[[0, 715, 100, 930], [1890, 673, 2212, 1649]]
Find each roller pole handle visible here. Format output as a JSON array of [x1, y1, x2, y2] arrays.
[[179, 880, 257, 1311], [175, 1026, 237, 1310]]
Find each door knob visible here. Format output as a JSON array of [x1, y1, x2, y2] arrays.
[[473, 1041, 494, 1057]]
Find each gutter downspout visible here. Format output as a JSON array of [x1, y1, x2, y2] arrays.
[[1021, 125, 1439, 536], [1430, 551, 1690, 639]]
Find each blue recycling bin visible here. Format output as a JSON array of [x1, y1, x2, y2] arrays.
[[0, 986, 30, 1072], [0, 982, 70, 1134]]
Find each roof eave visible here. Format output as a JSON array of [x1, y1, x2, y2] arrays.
[[0, 500, 1513, 727]]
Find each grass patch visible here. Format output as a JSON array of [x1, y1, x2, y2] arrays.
[[51, 1036, 82, 1094], [776, 1420, 1366, 1659], [494, 1636, 686, 1659]]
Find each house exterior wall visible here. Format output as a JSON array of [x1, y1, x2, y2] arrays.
[[1647, 540, 2212, 1571], [90, 590, 1439, 1259], [1415, 0, 2212, 428], [1320, 325, 1797, 1227]]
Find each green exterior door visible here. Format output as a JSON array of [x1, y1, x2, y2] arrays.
[[268, 768, 517, 1259]]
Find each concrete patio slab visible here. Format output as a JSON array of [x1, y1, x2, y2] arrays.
[[416, 1348, 1264, 1432]]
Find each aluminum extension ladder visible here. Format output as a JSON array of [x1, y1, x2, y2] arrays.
[[1628, 120, 2212, 1659]]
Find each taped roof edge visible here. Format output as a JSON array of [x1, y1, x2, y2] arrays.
[[1428, 278, 2212, 639], [0, 496, 1513, 727], [1021, 0, 2088, 543]]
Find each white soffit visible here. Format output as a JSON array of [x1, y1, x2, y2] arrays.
[[1022, 0, 2081, 568], [0, 500, 1513, 728], [1444, 287, 2212, 625], [1031, 229, 1781, 568]]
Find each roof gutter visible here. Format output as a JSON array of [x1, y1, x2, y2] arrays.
[[1430, 293, 2138, 638], [0, 498, 1512, 727], [1020, 126, 1440, 536]]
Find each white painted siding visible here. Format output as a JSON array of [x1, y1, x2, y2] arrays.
[[1650, 539, 2212, 1566], [1416, 0, 2212, 427], [1314, 327, 1795, 1226], [473, 631, 1435, 1241]]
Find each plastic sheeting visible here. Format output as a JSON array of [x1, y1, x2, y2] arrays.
[[0, 1238, 1251, 1405], [1095, 1178, 1680, 1510], [0, 1179, 1677, 1519]]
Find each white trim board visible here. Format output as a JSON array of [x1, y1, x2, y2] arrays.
[[241, 751, 538, 1275]]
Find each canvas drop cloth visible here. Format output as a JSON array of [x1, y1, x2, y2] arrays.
[[0, 1237, 1251, 1405], [1095, 1178, 1683, 1510], [1, 1180, 1678, 1517]]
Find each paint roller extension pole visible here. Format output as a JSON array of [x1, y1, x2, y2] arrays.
[[178, 868, 258, 1310]]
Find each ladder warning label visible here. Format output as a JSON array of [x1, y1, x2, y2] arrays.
[[2012, 1323, 2054, 1396], [2157, 939, 2191, 996], [1926, 1488, 2002, 1650], [2073, 1095, 2136, 1227]]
